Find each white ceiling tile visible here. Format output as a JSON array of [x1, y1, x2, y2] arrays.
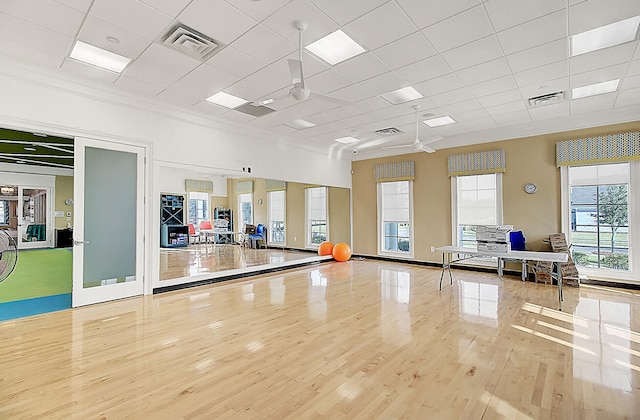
[[477, 89, 523, 107], [568, 0, 640, 34], [506, 39, 567, 74], [396, 56, 451, 84], [485, 0, 565, 32], [54, 0, 92, 12], [570, 92, 617, 114], [422, 5, 493, 53], [456, 58, 512, 86], [491, 110, 532, 126], [453, 108, 491, 122], [441, 36, 504, 70], [430, 123, 469, 136], [461, 118, 499, 131], [278, 50, 330, 79], [334, 53, 390, 83], [309, 0, 387, 26], [220, 109, 257, 123], [114, 75, 163, 97], [343, 2, 417, 50], [61, 57, 119, 84], [396, 0, 481, 29], [615, 87, 640, 107], [0, 0, 84, 37], [0, 13, 73, 56], [231, 24, 296, 65], [528, 101, 570, 121], [90, 0, 173, 39], [441, 99, 483, 115], [179, 0, 257, 45], [570, 43, 636, 75], [242, 64, 292, 97], [627, 60, 640, 77], [205, 46, 264, 79], [328, 84, 374, 103], [414, 73, 465, 96], [359, 72, 408, 96], [353, 96, 397, 112], [161, 64, 239, 103], [513, 61, 568, 87], [634, 45, 640, 61], [262, 0, 339, 45], [373, 32, 437, 69], [223, 0, 292, 22], [430, 88, 474, 107], [306, 69, 354, 93], [123, 43, 201, 86], [570, 64, 628, 89], [497, 10, 567, 55], [468, 75, 518, 98], [621, 74, 640, 90], [138, 0, 192, 17], [485, 100, 527, 116], [77, 16, 151, 60], [0, 37, 61, 69], [306, 105, 363, 125]]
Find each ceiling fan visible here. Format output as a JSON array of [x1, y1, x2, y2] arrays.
[[253, 20, 348, 107], [383, 105, 443, 153]]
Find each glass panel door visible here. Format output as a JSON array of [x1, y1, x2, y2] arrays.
[[72, 137, 145, 307], [18, 187, 52, 249]]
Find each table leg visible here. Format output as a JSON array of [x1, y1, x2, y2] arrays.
[[439, 252, 445, 290]]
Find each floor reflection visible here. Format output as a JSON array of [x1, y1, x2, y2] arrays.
[[379, 268, 412, 346], [458, 279, 499, 326]]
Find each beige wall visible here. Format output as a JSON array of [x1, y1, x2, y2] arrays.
[[352, 121, 640, 263], [285, 182, 306, 248], [329, 186, 351, 245], [54, 176, 73, 230]]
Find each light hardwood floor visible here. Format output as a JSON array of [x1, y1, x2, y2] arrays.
[[2, 260, 639, 418]]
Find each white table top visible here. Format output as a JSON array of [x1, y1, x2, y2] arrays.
[[436, 246, 568, 263]]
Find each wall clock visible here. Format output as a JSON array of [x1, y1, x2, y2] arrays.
[[524, 183, 537, 194], [65, 198, 74, 205]]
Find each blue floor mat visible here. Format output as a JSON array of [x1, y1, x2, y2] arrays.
[[0, 293, 71, 321]]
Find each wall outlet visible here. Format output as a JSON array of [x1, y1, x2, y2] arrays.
[[430, 246, 435, 252]]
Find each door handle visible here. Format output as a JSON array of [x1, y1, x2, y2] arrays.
[[74, 240, 90, 245]]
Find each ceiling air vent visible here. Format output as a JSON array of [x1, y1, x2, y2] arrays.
[[375, 127, 403, 136], [161, 24, 221, 61], [528, 91, 564, 107]]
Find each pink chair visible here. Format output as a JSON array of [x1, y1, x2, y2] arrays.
[[199, 221, 212, 243], [188, 223, 200, 244]]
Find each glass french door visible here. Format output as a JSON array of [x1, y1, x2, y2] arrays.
[[72, 137, 145, 307], [18, 187, 53, 249]]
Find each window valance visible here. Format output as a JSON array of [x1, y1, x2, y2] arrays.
[[556, 132, 640, 166], [374, 161, 414, 182], [447, 149, 505, 176], [235, 180, 253, 194], [185, 179, 213, 193], [266, 179, 287, 191]]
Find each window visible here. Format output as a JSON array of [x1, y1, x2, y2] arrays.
[[452, 173, 502, 249], [306, 187, 327, 246], [562, 162, 638, 281], [0, 200, 9, 225], [378, 181, 413, 256], [238, 193, 253, 231], [268, 190, 285, 244], [187, 191, 208, 227]]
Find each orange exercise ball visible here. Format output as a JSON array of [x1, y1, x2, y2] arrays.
[[318, 241, 334, 256], [332, 242, 352, 262]]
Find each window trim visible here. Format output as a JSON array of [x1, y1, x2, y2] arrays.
[[561, 162, 639, 283], [377, 180, 414, 258], [305, 186, 328, 248]]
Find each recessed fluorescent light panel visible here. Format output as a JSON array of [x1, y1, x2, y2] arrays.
[[572, 79, 620, 99], [305, 30, 365, 65], [69, 40, 131, 73], [205, 92, 248, 108], [571, 15, 640, 56], [423, 116, 456, 128], [334, 136, 360, 144], [380, 86, 424, 105], [285, 119, 317, 129]]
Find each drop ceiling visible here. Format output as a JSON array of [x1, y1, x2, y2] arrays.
[[0, 0, 639, 161], [0, 128, 73, 169]]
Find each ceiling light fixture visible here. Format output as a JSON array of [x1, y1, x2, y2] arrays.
[[423, 116, 456, 127], [334, 136, 360, 144], [285, 119, 317, 129], [571, 15, 640, 56], [24, 147, 37, 151], [572, 79, 620, 99], [305, 30, 365, 65], [106, 36, 120, 44], [69, 40, 131, 73], [205, 91, 249, 108], [380, 86, 424, 105]]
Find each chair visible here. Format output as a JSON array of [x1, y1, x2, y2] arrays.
[[248, 223, 267, 249], [199, 220, 212, 243], [188, 223, 200, 244]]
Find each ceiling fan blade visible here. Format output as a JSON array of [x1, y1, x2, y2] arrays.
[[382, 144, 413, 149], [421, 136, 444, 145], [420, 145, 436, 153], [288, 59, 303, 86], [311, 91, 350, 106]]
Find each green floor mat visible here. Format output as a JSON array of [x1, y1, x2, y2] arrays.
[[0, 248, 72, 303]]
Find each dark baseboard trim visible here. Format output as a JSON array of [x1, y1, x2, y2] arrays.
[[154, 259, 331, 294], [579, 278, 640, 290]]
